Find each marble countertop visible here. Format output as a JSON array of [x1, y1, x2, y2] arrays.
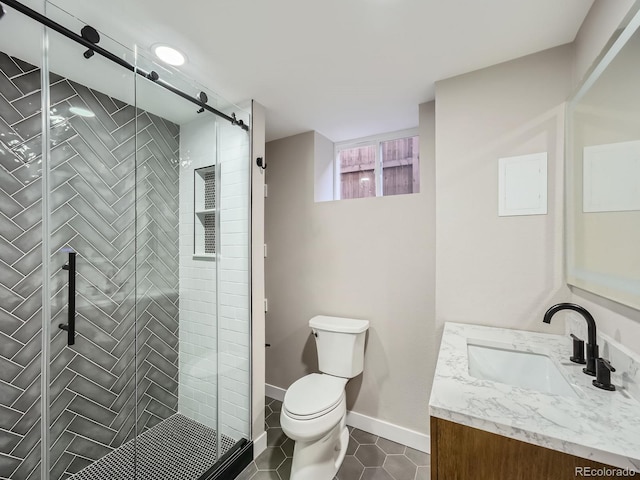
[[429, 322, 640, 471]]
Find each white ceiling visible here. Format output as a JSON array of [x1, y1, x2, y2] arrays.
[[24, 0, 594, 141]]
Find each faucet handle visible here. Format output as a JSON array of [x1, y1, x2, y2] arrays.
[[592, 357, 616, 391], [569, 334, 586, 365]]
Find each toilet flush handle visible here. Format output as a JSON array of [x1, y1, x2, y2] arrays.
[[312, 329, 318, 337]]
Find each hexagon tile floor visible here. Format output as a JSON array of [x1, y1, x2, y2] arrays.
[[237, 397, 430, 480]]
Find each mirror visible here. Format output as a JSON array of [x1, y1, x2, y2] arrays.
[[567, 8, 640, 310]]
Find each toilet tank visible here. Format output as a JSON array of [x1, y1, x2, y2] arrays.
[[309, 316, 369, 378]]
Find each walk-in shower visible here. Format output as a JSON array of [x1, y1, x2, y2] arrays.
[[0, 1, 252, 479]]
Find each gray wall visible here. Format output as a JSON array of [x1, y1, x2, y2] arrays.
[[264, 104, 436, 436], [434, 44, 573, 340], [0, 51, 179, 480]]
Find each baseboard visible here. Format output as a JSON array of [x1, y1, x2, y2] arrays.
[[346, 410, 429, 453], [265, 383, 430, 453], [253, 431, 267, 459], [265, 383, 286, 402]]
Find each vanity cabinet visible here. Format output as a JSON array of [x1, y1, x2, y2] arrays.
[[430, 417, 620, 480]]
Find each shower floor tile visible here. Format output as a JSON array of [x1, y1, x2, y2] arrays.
[[69, 414, 236, 480]]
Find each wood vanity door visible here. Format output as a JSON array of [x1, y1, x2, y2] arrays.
[[430, 417, 627, 480]]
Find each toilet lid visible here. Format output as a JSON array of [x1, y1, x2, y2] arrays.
[[284, 374, 347, 418]]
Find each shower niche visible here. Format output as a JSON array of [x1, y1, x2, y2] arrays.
[[194, 165, 217, 259]]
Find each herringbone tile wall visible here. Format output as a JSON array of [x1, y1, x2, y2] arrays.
[[0, 50, 180, 480]]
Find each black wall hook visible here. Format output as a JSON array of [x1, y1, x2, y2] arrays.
[[256, 157, 266, 170]]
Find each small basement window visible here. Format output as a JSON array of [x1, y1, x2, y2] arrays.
[[335, 129, 419, 200]]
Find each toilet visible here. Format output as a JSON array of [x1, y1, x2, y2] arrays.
[[280, 315, 369, 480]]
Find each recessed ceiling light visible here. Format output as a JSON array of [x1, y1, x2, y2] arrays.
[[69, 106, 95, 118], [153, 45, 186, 66]]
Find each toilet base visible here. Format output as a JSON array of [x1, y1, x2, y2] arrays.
[[289, 417, 349, 480]]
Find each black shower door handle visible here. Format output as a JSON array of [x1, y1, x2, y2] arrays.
[[58, 251, 76, 345]]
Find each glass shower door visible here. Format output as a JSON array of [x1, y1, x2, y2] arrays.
[[1, 2, 252, 478], [132, 51, 222, 479], [44, 7, 138, 478], [0, 3, 45, 479]]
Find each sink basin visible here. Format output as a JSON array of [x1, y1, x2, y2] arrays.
[[467, 342, 579, 399]]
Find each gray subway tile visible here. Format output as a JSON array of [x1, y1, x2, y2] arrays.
[[0, 379, 23, 408], [11, 330, 40, 368], [9, 419, 40, 458], [11, 392, 41, 434], [67, 354, 117, 390], [11, 222, 43, 258], [49, 389, 75, 425], [0, 164, 24, 194], [0, 355, 22, 383], [0, 189, 25, 220], [0, 404, 22, 430], [0, 96, 23, 135], [12, 112, 41, 141], [90, 90, 118, 115], [11, 58, 37, 74], [144, 396, 175, 421], [0, 329, 24, 359], [9, 439, 40, 480], [71, 334, 118, 372], [49, 451, 73, 480], [0, 52, 22, 77], [144, 382, 177, 410], [0, 428, 23, 454], [11, 246, 42, 283], [150, 114, 179, 152], [110, 117, 136, 144], [11, 90, 40, 119], [0, 260, 23, 291], [10, 304, 41, 343], [48, 348, 75, 390], [68, 395, 117, 428], [11, 353, 40, 390], [48, 369, 74, 407], [49, 81, 76, 110], [68, 415, 117, 445], [68, 374, 117, 408], [12, 70, 40, 96], [111, 105, 134, 126], [11, 197, 40, 233], [0, 70, 23, 101], [66, 455, 92, 475], [67, 81, 118, 132]]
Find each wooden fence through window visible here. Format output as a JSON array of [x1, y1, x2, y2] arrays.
[[339, 136, 419, 199]]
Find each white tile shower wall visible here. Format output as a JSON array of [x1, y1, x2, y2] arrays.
[[218, 120, 251, 441], [178, 116, 218, 428]]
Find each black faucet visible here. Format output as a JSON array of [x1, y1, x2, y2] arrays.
[[543, 303, 598, 376]]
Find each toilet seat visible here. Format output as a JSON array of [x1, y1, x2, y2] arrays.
[[283, 374, 348, 420]]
